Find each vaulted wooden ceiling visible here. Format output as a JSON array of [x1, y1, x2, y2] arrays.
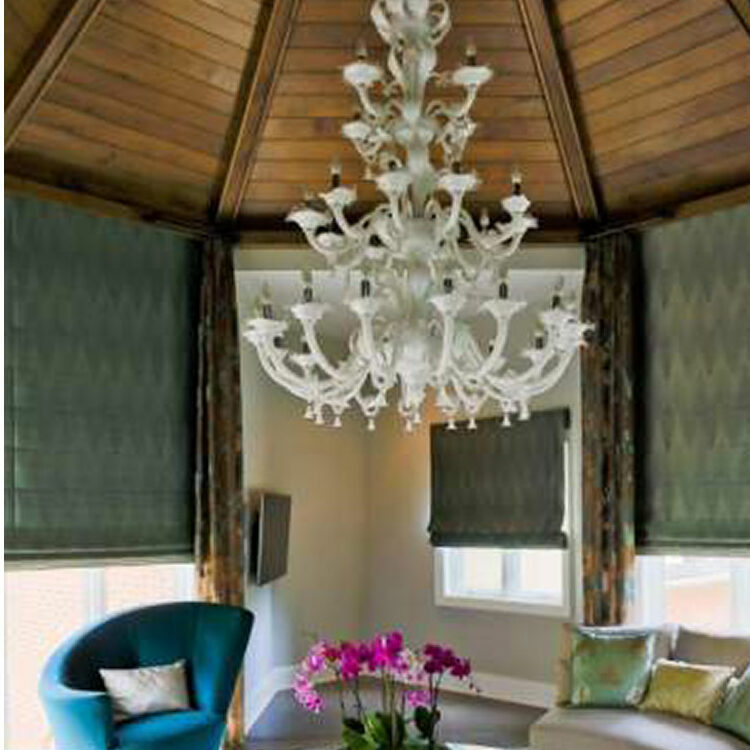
[[5, 0, 750, 240]]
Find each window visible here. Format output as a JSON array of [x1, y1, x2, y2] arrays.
[[436, 547, 569, 616], [634, 555, 750, 633], [4, 562, 194, 750]]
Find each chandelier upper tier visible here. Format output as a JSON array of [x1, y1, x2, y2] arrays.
[[243, 0, 592, 433]]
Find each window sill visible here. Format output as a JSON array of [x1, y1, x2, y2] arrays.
[[435, 592, 570, 618]]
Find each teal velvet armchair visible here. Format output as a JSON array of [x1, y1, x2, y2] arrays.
[[40, 602, 254, 750]]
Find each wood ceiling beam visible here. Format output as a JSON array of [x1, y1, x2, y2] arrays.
[[5, 0, 106, 150], [216, 0, 301, 222], [725, 0, 750, 36], [5, 174, 215, 239], [516, 0, 601, 223]]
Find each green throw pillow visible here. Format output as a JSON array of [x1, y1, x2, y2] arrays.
[[714, 667, 750, 742], [570, 629, 655, 708]]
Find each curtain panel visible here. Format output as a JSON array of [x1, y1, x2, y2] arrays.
[[429, 410, 569, 549], [581, 232, 637, 626], [636, 204, 750, 552], [4, 195, 199, 564], [194, 240, 248, 749]]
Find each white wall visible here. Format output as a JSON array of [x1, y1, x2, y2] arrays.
[[362, 359, 581, 684], [240, 349, 370, 713]]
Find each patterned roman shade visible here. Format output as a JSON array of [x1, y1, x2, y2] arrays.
[[5, 195, 200, 564], [429, 409, 569, 548], [636, 203, 750, 552]]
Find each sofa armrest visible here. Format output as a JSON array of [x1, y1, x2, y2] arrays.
[[40, 677, 115, 750]]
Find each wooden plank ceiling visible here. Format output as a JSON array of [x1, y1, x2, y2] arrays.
[[5, 0, 750, 237]]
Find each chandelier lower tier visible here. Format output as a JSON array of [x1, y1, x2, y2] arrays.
[[243, 0, 592, 433]]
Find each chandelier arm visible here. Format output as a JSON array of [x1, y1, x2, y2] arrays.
[[296, 318, 357, 383], [318, 368, 372, 406], [351, 84, 385, 121], [459, 209, 525, 261], [326, 203, 364, 243], [430, 291, 467, 377], [450, 87, 480, 119], [254, 343, 317, 402], [429, 0, 451, 44], [298, 227, 343, 264], [446, 372, 486, 416]]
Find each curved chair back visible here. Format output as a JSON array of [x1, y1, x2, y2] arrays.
[[44, 602, 253, 715]]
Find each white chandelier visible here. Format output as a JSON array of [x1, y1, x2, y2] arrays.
[[243, 0, 591, 433]]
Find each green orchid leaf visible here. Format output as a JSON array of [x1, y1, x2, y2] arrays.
[[364, 712, 390, 747], [413, 706, 440, 739], [343, 717, 365, 734], [343, 725, 376, 750]]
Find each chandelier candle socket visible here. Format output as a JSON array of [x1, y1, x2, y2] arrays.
[[243, 0, 592, 433]]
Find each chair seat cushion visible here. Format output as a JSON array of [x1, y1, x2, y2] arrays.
[[530, 707, 750, 750], [115, 710, 225, 750]]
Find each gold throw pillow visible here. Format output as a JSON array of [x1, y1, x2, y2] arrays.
[[640, 659, 735, 724]]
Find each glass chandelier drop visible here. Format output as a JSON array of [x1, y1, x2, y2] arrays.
[[243, 0, 592, 433]]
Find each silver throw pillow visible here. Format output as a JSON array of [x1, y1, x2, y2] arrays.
[[100, 659, 190, 722]]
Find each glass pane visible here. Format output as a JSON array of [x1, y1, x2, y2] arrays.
[[517, 549, 564, 599], [104, 563, 193, 613], [460, 548, 504, 593], [443, 548, 563, 605], [664, 556, 732, 632], [5, 568, 88, 750]]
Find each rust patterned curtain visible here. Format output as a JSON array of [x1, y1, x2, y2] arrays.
[[581, 232, 637, 626], [195, 239, 247, 748]]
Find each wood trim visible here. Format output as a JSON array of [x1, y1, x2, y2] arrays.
[[584, 179, 750, 239], [5, 174, 214, 238], [725, 0, 750, 36], [5, 0, 106, 150], [675, 181, 750, 219], [516, 0, 601, 222], [216, 0, 302, 222]]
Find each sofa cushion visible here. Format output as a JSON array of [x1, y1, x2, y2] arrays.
[[714, 667, 750, 743], [640, 659, 735, 724], [675, 628, 750, 674], [570, 630, 655, 708], [530, 707, 750, 750], [556, 624, 675, 706], [115, 710, 225, 750]]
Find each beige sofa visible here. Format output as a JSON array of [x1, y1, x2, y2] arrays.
[[530, 626, 750, 750]]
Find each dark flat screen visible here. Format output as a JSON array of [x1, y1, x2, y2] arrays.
[[256, 493, 291, 585]]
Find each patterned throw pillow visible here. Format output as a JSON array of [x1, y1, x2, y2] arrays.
[[713, 667, 750, 742], [556, 624, 675, 706], [641, 659, 735, 724], [570, 629, 656, 707]]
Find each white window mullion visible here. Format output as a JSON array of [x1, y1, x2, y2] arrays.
[[176, 563, 196, 601], [84, 568, 106, 622], [731, 558, 750, 632], [634, 556, 666, 626], [502, 550, 520, 595]]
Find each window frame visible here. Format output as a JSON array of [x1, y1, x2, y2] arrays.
[[433, 439, 575, 618], [4, 561, 195, 750]]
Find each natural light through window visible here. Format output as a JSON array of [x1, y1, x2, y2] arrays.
[[4, 562, 194, 750], [437, 547, 568, 615], [635, 555, 750, 633]]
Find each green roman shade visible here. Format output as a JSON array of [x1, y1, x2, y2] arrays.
[[5, 195, 200, 564], [636, 203, 750, 552], [429, 409, 569, 548]]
